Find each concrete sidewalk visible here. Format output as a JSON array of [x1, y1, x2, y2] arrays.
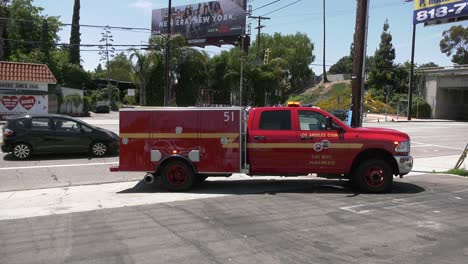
[[413, 155, 464, 173], [364, 113, 453, 123]]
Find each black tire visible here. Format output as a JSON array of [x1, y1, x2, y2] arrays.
[[90, 141, 108, 157], [12, 143, 32, 160], [354, 159, 393, 193], [160, 160, 195, 191]]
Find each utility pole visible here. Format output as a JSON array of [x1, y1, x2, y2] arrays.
[[322, 0, 328, 83], [249, 16, 270, 53], [407, 23, 416, 120], [164, 0, 172, 106], [240, 33, 244, 106], [351, 0, 370, 128]]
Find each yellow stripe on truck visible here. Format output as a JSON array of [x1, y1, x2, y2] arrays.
[[247, 143, 363, 149], [120, 133, 239, 139]]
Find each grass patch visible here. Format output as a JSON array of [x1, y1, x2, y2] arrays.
[[445, 168, 468, 177]]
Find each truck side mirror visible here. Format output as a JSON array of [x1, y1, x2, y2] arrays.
[[325, 117, 333, 131]]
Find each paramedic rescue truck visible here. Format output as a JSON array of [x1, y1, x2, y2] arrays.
[[110, 106, 413, 193]]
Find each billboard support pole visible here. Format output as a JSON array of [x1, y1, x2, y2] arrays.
[[165, 0, 172, 106], [408, 23, 416, 121]]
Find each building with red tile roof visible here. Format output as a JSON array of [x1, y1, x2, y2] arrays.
[[0, 61, 57, 120], [0, 61, 57, 83]]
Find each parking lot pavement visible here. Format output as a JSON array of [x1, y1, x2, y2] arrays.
[[1, 173, 467, 264]]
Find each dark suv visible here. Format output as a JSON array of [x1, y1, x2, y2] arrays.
[[1, 114, 119, 159]]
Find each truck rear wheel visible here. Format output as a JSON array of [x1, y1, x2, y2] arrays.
[[354, 159, 393, 193], [161, 160, 195, 191]]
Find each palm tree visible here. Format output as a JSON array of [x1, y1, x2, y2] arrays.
[[130, 49, 157, 106], [64, 94, 82, 114]]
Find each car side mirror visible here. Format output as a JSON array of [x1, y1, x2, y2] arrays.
[[80, 128, 85, 134]]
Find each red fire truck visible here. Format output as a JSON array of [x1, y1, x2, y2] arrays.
[[111, 105, 413, 193]]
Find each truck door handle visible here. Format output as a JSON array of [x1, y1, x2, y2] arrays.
[[301, 136, 314, 140], [254, 136, 265, 140]]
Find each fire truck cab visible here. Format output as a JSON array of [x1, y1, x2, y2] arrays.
[[111, 105, 413, 193]]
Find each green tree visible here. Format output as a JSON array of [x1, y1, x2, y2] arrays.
[[107, 53, 132, 81], [368, 20, 396, 91], [419, 62, 439, 69], [0, 0, 10, 60], [64, 93, 82, 114], [249, 57, 289, 106], [251, 32, 315, 89], [40, 19, 53, 66], [329, 56, 353, 74], [175, 48, 209, 106], [5, 0, 60, 61], [328, 43, 354, 74], [58, 62, 91, 89], [208, 47, 246, 105], [440, 25, 468, 65], [93, 63, 105, 78], [69, 0, 81, 65], [130, 49, 157, 106]]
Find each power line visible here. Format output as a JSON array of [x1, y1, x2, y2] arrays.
[[0, 17, 151, 31], [1, 38, 151, 47], [252, 0, 282, 11], [261, 0, 303, 16]]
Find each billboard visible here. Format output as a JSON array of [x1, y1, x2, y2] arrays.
[[152, 0, 247, 44], [413, 0, 468, 24]]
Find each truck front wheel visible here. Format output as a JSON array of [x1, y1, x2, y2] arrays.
[[354, 159, 393, 193], [161, 160, 195, 191]]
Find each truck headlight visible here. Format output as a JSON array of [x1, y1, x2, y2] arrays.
[[395, 140, 410, 153]]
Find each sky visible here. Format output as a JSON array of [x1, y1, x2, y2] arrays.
[[33, 0, 468, 75]]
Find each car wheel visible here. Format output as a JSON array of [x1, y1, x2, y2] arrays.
[[91, 142, 108, 157], [13, 143, 32, 160], [161, 160, 195, 192], [354, 159, 393, 193]]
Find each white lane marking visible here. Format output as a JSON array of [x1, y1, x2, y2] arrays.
[[411, 141, 464, 150], [340, 204, 374, 214], [453, 188, 468, 193], [0, 162, 118, 171], [383, 201, 426, 209]]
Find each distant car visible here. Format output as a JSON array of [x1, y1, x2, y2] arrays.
[[1, 114, 119, 159], [331, 110, 349, 121], [94, 105, 110, 113]]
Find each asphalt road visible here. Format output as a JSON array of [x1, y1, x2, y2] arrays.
[[0, 112, 142, 192], [1, 174, 467, 264], [367, 121, 468, 159], [1, 113, 468, 263]]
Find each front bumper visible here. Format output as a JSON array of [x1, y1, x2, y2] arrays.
[[394, 155, 413, 175]]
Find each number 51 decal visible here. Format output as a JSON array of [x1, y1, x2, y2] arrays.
[[224, 112, 235, 122]]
